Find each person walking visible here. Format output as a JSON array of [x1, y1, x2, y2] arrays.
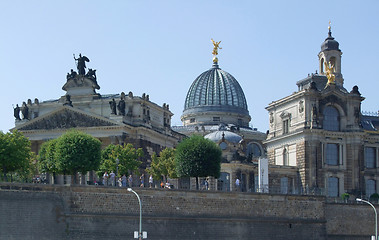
[[128, 175, 133, 187], [121, 174, 127, 187], [149, 175, 153, 188], [140, 174, 145, 187], [109, 171, 116, 186], [235, 178, 240, 191], [103, 171, 109, 186]]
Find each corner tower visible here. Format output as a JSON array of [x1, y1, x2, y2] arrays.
[[318, 22, 344, 86]]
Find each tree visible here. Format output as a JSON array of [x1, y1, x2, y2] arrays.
[[99, 143, 143, 178], [0, 130, 33, 182], [147, 147, 177, 182], [175, 135, 222, 189], [55, 130, 101, 184], [38, 139, 60, 183]]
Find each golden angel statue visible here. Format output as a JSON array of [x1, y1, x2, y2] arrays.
[[324, 61, 335, 85], [211, 39, 222, 56]]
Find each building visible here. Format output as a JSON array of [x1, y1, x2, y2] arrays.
[[12, 55, 184, 182], [264, 25, 379, 198], [173, 41, 267, 192]]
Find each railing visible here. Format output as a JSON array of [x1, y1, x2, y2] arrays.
[[362, 111, 379, 117]]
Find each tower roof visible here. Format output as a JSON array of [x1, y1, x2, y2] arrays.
[[321, 25, 340, 52]]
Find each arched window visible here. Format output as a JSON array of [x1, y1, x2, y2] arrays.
[[321, 58, 324, 73], [246, 143, 262, 160], [323, 106, 340, 131]]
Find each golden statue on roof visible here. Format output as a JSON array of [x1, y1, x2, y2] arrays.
[[324, 60, 335, 85], [211, 39, 222, 63]]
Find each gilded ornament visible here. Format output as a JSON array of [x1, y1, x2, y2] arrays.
[[324, 61, 335, 85], [211, 39, 222, 63]]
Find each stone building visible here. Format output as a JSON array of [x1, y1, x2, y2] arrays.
[[264, 25, 379, 198], [173, 42, 267, 192], [12, 55, 184, 179]]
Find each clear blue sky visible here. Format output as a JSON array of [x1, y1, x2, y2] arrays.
[[0, 1, 378, 133]]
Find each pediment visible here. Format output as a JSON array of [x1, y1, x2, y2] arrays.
[[16, 106, 118, 131]]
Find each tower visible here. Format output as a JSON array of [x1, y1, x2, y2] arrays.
[[318, 22, 344, 87]]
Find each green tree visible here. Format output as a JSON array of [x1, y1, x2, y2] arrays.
[[175, 135, 222, 189], [55, 130, 101, 184], [38, 139, 60, 183], [147, 148, 177, 182], [0, 130, 32, 182], [99, 143, 143, 178]]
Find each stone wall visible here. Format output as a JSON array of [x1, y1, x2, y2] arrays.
[[0, 183, 376, 239]]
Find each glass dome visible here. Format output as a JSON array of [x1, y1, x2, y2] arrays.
[[183, 63, 249, 117]]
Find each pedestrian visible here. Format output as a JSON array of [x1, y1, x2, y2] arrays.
[[140, 174, 145, 187], [128, 175, 133, 187], [160, 181, 165, 188], [149, 175, 153, 188], [205, 178, 209, 190], [109, 171, 116, 186], [121, 174, 127, 187], [118, 177, 122, 187], [103, 171, 109, 186], [235, 178, 240, 191]]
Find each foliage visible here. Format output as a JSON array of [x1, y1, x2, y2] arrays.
[[341, 193, 350, 202], [0, 130, 33, 181], [54, 130, 101, 180], [38, 139, 59, 174], [370, 193, 379, 203], [147, 147, 177, 181], [99, 143, 143, 177], [175, 135, 222, 179]]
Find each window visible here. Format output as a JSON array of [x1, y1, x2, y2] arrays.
[[321, 58, 324, 73], [280, 177, 288, 194], [365, 147, 376, 169], [328, 177, 339, 197], [283, 119, 289, 134], [246, 143, 262, 160], [366, 179, 376, 198], [326, 143, 339, 165], [323, 106, 340, 131], [213, 117, 220, 122], [219, 142, 227, 150]]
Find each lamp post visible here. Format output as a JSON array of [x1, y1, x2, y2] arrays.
[[356, 198, 377, 240], [128, 188, 142, 240], [116, 158, 119, 186]]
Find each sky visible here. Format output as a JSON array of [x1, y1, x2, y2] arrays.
[[0, 1, 378, 133]]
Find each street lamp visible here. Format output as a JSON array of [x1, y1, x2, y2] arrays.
[[356, 198, 377, 240], [128, 188, 142, 240], [116, 158, 119, 186]]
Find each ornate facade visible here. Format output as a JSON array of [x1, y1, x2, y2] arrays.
[[264, 26, 379, 198], [12, 55, 184, 172]]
